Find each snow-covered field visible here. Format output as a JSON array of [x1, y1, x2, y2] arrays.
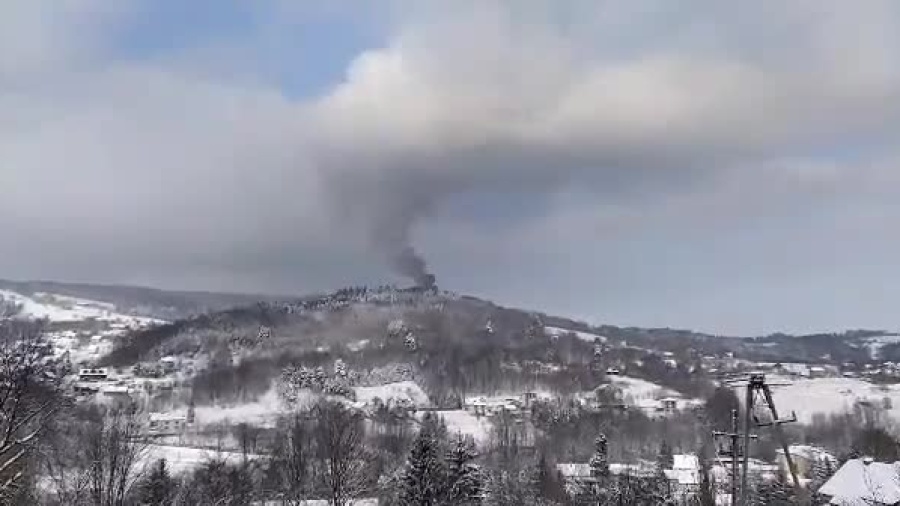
[[610, 376, 681, 400], [142, 444, 255, 475], [861, 335, 900, 360], [188, 381, 432, 429], [355, 381, 430, 407], [0, 289, 162, 325], [544, 326, 608, 343], [431, 410, 494, 444], [759, 377, 900, 424]]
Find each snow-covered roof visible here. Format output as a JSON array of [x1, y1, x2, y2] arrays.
[[665, 469, 700, 486], [149, 413, 187, 422], [673, 454, 700, 471], [557, 463, 591, 478], [776, 445, 837, 464], [818, 459, 900, 505], [100, 385, 129, 394]]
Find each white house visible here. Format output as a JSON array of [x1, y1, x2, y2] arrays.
[[664, 454, 701, 498], [818, 458, 900, 505], [775, 445, 837, 481], [78, 367, 109, 382], [147, 413, 188, 435]]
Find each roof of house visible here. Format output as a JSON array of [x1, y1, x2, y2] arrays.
[[557, 463, 592, 478], [818, 459, 900, 505], [776, 445, 837, 464], [149, 412, 187, 423], [673, 454, 700, 470]]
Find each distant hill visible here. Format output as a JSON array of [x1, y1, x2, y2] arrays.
[[0, 278, 287, 321]]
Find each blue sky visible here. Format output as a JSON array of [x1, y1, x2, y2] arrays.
[[2, 1, 900, 335]]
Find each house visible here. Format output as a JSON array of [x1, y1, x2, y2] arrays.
[[556, 462, 594, 493], [160, 356, 178, 373], [634, 397, 696, 418], [556, 461, 656, 494], [97, 385, 132, 408], [253, 499, 379, 505], [818, 458, 900, 505], [775, 445, 837, 481], [664, 454, 701, 499], [78, 367, 109, 382], [147, 413, 188, 435], [808, 366, 828, 378], [712, 459, 779, 484], [139, 378, 175, 393]]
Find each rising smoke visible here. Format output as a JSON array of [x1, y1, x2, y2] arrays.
[[393, 245, 437, 289]]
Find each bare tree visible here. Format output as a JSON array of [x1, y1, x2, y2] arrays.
[[86, 407, 147, 505], [265, 413, 316, 504], [0, 320, 64, 500], [312, 400, 371, 506], [45, 406, 147, 505]]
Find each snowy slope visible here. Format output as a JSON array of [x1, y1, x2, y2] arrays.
[[0, 289, 163, 325], [763, 377, 900, 424], [545, 326, 607, 343], [610, 376, 681, 400], [142, 445, 256, 475], [432, 410, 493, 444], [354, 381, 430, 407], [861, 335, 900, 360]]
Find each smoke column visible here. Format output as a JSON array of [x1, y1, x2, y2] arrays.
[[393, 245, 436, 289]]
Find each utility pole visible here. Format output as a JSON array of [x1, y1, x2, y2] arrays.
[[738, 373, 803, 506], [714, 409, 756, 506]]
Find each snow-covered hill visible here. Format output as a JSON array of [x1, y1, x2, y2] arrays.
[[544, 325, 608, 343], [767, 377, 900, 424], [0, 289, 163, 325]]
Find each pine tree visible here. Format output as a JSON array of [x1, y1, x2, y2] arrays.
[[589, 434, 609, 479], [446, 435, 483, 505], [139, 459, 176, 506], [399, 416, 448, 506], [532, 452, 567, 504], [810, 457, 837, 505], [657, 440, 674, 472], [750, 473, 795, 506]]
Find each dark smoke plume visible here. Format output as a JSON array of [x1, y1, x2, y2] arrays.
[[393, 245, 437, 289]]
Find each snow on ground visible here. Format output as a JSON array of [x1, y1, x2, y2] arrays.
[[354, 381, 430, 407], [861, 335, 900, 360], [347, 339, 370, 352], [142, 444, 255, 476], [0, 289, 162, 325], [256, 500, 378, 506], [544, 326, 607, 343], [431, 410, 494, 445], [610, 376, 681, 400], [761, 377, 900, 424]]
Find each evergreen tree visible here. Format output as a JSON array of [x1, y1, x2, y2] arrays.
[[810, 457, 837, 505], [399, 415, 448, 506], [532, 452, 567, 504], [589, 434, 609, 480], [446, 435, 483, 505], [139, 459, 176, 506], [657, 440, 674, 472], [750, 473, 795, 506], [577, 434, 612, 504]]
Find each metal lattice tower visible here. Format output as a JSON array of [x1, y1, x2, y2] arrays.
[[721, 373, 804, 505]]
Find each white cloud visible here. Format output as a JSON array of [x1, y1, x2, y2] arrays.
[[1, 1, 899, 331]]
